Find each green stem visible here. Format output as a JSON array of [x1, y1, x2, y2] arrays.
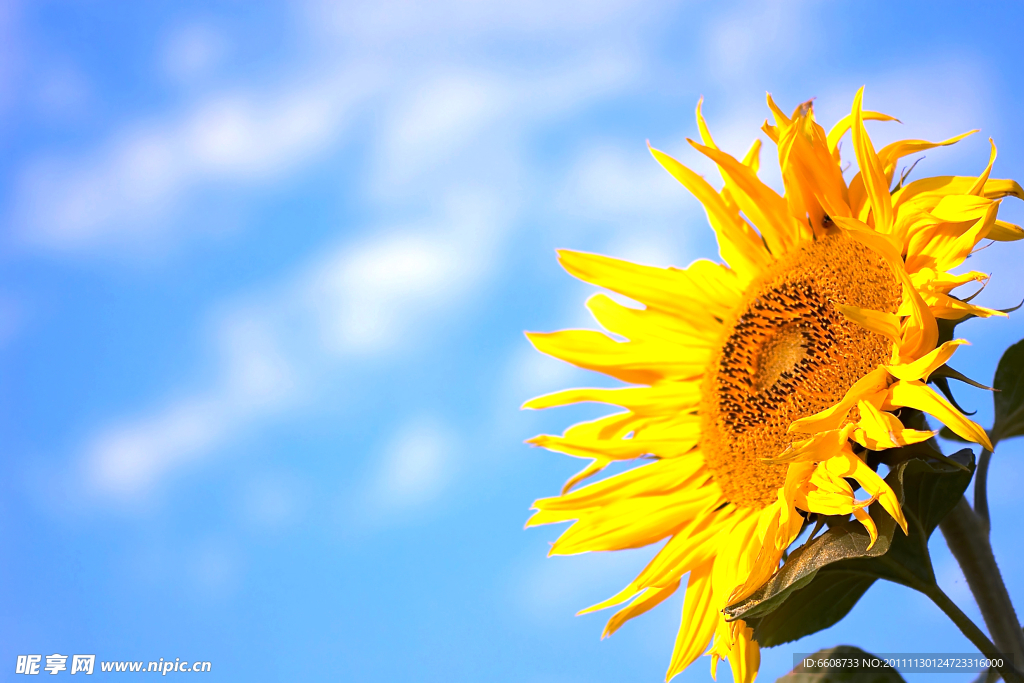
[[872, 555, 1017, 679], [974, 449, 992, 535], [941, 496, 1024, 680], [923, 584, 1004, 663]]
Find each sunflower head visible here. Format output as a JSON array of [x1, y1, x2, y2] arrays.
[[524, 88, 1023, 682]]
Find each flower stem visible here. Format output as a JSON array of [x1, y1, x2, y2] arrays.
[[922, 583, 1009, 673], [974, 449, 992, 535], [941, 496, 1024, 680]]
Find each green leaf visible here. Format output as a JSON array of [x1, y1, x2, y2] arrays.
[[725, 451, 975, 647], [938, 426, 968, 443], [897, 449, 975, 535], [752, 572, 876, 648], [993, 338, 1024, 444], [777, 646, 908, 682]]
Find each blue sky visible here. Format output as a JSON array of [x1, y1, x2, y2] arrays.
[[2, 0, 1024, 681]]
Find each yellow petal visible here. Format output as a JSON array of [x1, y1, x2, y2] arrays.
[[634, 510, 735, 589], [851, 399, 935, 450], [776, 101, 851, 230], [548, 490, 718, 555], [688, 138, 806, 254], [558, 458, 610, 495], [577, 581, 643, 617], [526, 329, 708, 385], [885, 339, 967, 381], [726, 623, 760, 683], [769, 425, 853, 463], [827, 109, 900, 157], [851, 87, 893, 232], [585, 293, 718, 349], [766, 92, 791, 127], [878, 130, 976, 181], [531, 452, 708, 516], [603, 581, 680, 638], [835, 303, 901, 345], [556, 249, 739, 324], [666, 559, 716, 681], [696, 96, 718, 149], [788, 366, 889, 434], [833, 215, 939, 360], [741, 138, 762, 173], [648, 145, 772, 282], [885, 380, 993, 451], [986, 219, 1024, 241], [522, 382, 701, 412], [853, 507, 879, 549], [824, 447, 907, 533], [969, 139, 997, 196], [893, 176, 1024, 211]]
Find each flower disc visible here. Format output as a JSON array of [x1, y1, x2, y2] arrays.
[[700, 231, 902, 508]]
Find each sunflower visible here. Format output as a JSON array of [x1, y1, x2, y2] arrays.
[[523, 88, 1024, 682]]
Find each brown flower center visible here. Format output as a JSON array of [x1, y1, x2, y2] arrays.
[[699, 231, 902, 509]]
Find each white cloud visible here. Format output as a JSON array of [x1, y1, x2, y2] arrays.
[[370, 417, 453, 509], [376, 74, 510, 188], [502, 345, 584, 408], [703, 0, 822, 83], [79, 192, 501, 498], [238, 471, 309, 532], [811, 62, 990, 159], [371, 55, 638, 197], [15, 68, 374, 250], [0, 1, 21, 116], [11, 0, 655, 255], [187, 537, 241, 596], [85, 312, 297, 497], [40, 0, 660, 501], [303, 0, 664, 45], [163, 22, 225, 82], [553, 141, 707, 269], [512, 549, 654, 623], [560, 143, 692, 220], [299, 194, 497, 354]]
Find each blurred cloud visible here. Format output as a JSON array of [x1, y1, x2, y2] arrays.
[[704, 0, 821, 81], [32, 63, 92, 119], [84, 311, 297, 497], [501, 346, 583, 410], [80, 191, 501, 498], [0, 1, 21, 116], [812, 61, 990, 155], [512, 549, 653, 623], [44, 0, 657, 502], [15, 68, 375, 250], [372, 56, 638, 195], [299, 193, 499, 355], [303, 0, 665, 44], [559, 143, 692, 221], [369, 417, 453, 510], [238, 471, 309, 532], [11, 0, 655, 255], [163, 22, 226, 82], [188, 536, 242, 597]]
